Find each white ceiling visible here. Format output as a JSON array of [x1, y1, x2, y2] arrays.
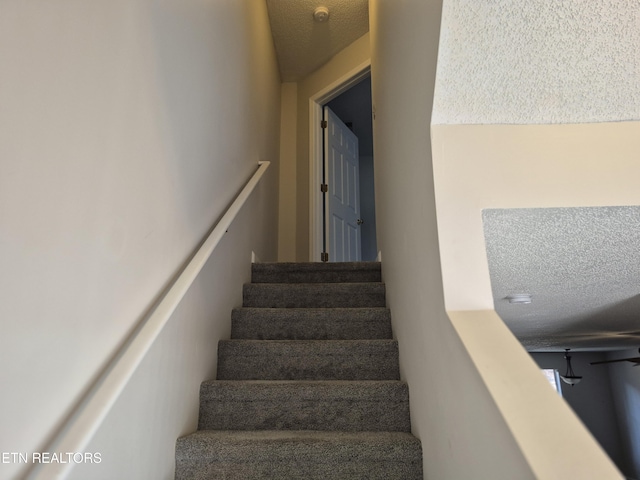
[[484, 207, 640, 352], [433, 0, 640, 125], [265, 0, 369, 82]]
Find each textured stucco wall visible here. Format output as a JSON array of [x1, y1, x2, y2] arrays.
[[433, 0, 640, 124]]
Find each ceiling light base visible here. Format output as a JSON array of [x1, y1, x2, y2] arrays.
[[506, 293, 532, 304], [313, 6, 330, 22]]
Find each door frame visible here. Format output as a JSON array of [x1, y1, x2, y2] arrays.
[[308, 60, 371, 261]]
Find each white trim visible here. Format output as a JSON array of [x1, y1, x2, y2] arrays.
[[308, 61, 371, 261], [28, 162, 271, 480]]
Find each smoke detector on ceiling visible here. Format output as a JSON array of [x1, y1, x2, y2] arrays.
[[313, 6, 330, 22]]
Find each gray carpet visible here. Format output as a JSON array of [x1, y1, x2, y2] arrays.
[[231, 307, 392, 340], [175, 262, 423, 479]]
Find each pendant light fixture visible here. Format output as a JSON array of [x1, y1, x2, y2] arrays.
[[560, 349, 582, 386]]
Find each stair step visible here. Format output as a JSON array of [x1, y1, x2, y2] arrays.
[[231, 307, 392, 339], [217, 340, 400, 380], [251, 261, 381, 283], [198, 380, 410, 432], [175, 430, 423, 480], [243, 282, 386, 308]]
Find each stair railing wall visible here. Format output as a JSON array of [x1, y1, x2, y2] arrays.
[[27, 161, 270, 480], [447, 309, 623, 479]]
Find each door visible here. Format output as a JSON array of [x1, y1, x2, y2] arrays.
[[323, 106, 361, 262]]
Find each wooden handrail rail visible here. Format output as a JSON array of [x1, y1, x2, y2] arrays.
[[27, 161, 270, 480]]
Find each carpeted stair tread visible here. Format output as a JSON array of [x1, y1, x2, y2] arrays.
[[198, 380, 410, 432], [231, 307, 392, 339], [251, 261, 381, 283], [175, 430, 423, 480], [174, 261, 423, 479], [217, 339, 400, 380], [243, 282, 386, 308]]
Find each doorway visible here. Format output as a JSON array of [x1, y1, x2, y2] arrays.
[[323, 77, 377, 261], [309, 64, 377, 262]]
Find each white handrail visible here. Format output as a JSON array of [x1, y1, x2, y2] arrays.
[[27, 161, 270, 480]]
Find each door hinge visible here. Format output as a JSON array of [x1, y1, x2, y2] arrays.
[[321, 252, 329, 262], [321, 120, 328, 129], [320, 183, 328, 193]]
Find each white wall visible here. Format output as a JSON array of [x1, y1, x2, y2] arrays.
[[608, 348, 640, 479], [370, 0, 622, 478], [531, 352, 625, 471], [293, 33, 370, 261], [0, 1, 280, 478]]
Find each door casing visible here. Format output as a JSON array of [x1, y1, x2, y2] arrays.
[[308, 61, 371, 261]]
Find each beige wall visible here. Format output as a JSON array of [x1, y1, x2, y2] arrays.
[[0, 1, 280, 478], [370, 0, 622, 478], [448, 309, 622, 479], [369, 0, 533, 477], [293, 33, 370, 261], [432, 122, 640, 312], [428, 121, 640, 479], [278, 82, 298, 261], [430, 0, 640, 475]]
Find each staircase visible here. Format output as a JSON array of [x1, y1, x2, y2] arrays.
[[175, 262, 423, 479]]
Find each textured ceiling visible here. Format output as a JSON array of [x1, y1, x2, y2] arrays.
[[265, 0, 369, 82], [433, 0, 640, 124], [484, 207, 640, 352]]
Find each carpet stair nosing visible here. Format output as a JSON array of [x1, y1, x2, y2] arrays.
[[242, 282, 386, 308], [251, 261, 382, 283], [198, 379, 411, 432], [231, 307, 392, 339], [217, 339, 400, 381], [175, 430, 423, 480]]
